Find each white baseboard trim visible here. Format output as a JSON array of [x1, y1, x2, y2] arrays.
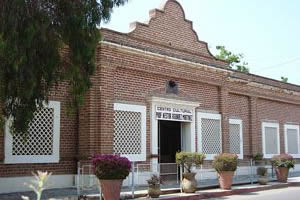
[[0, 174, 75, 194]]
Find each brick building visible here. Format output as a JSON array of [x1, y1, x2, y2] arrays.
[[1, 0, 300, 193]]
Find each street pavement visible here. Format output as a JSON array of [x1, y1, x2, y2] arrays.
[[209, 186, 300, 200]]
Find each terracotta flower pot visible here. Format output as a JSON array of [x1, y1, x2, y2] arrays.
[[182, 172, 197, 193], [218, 171, 234, 190], [148, 184, 161, 198], [276, 167, 289, 183], [99, 179, 123, 200]]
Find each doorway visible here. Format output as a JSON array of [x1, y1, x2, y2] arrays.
[[158, 120, 181, 184], [158, 120, 181, 163]]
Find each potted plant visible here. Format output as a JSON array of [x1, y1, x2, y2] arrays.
[[271, 153, 295, 183], [257, 167, 268, 185], [212, 153, 238, 190], [175, 152, 205, 193], [147, 174, 162, 198], [92, 154, 131, 200], [252, 153, 265, 166]]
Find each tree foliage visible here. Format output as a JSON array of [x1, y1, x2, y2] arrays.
[[215, 45, 249, 73], [281, 76, 288, 83], [0, 0, 127, 135]]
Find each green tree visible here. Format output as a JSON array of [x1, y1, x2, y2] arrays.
[[281, 76, 288, 83], [215, 45, 249, 73], [0, 0, 127, 135]]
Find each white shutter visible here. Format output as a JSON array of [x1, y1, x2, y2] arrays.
[[284, 124, 300, 158], [197, 112, 222, 160], [262, 122, 280, 158], [5, 101, 60, 164], [113, 103, 146, 161], [229, 119, 243, 159]]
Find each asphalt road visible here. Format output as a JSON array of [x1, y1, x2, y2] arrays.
[[209, 186, 300, 200]]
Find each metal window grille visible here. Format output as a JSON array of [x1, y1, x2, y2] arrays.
[[286, 128, 298, 154], [201, 118, 221, 155], [229, 123, 241, 154], [12, 107, 54, 156], [114, 110, 142, 155], [265, 127, 278, 154]]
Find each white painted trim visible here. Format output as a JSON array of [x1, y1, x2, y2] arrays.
[[151, 102, 159, 168], [113, 103, 147, 162], [0, 174, 74, 194], [284, 124, 300, 158], [4, 101, 61, 164], [101, 41, 231, 74], [197, 112, 222, 160], [262, 122, 280, 158], [229, 119, 243, 159], [150, 98, 199, 168]]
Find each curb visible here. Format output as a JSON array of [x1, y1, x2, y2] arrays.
[[134, 181, 300, 200]]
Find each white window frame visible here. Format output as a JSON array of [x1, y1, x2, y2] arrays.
[[114, 103, 146, 162], [284, 124, 300, 158], [229, 119, 243, 159], [197, 112, 222, 160], [5, 101, 61, 164], [262, 122, 280, 158]]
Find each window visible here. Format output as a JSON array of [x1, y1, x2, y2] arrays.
[[262, 122, 280, 158], [284, 124, 300, 158], [113, 103, 146, 161], [5, 101, 60, 164], [229, 119, 243, 159], [197, 112, 222, 160]]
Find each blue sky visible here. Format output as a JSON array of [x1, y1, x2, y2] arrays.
[[102, 0, 300, 85]]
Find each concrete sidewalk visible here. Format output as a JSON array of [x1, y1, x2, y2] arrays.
[[1, 177, 300, 200], [129, 177, 300, 200]]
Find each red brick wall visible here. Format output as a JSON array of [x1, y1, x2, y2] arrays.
[[129, 0, 210, 56], [228, 93, 250, 156], [256, 98, 300, 154], [112, 64, 221, 156]]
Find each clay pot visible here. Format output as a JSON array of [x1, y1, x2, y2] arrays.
[[258, 176, 268, 185], [99, 179, 123, 200], [276, 167, 289, 183], [218, 171, 234, 190], [182, 172, 197, 193], [148, 184, 161, 198]]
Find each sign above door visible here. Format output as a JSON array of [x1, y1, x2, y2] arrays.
[[156, 106, 193, 122]]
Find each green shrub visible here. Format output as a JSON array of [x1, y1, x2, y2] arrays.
[[253, 153, 264, 161], [257, 167, 268, 176], [271, 154, 295, 169], [212, 153, 238, 173], [176, 152, 206, 173], [147, 174, 163, 186]]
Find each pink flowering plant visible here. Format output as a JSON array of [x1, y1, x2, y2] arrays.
[[271, 153, 295, 169], [92, 154, 131, 179]]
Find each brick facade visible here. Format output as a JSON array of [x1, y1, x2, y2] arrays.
[[1, 0, 300, 184]]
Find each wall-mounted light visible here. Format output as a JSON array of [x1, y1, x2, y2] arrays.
[[166, 80, 178, 94]]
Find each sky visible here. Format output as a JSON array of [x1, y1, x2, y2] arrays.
[[102, 0, 300, 85]]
